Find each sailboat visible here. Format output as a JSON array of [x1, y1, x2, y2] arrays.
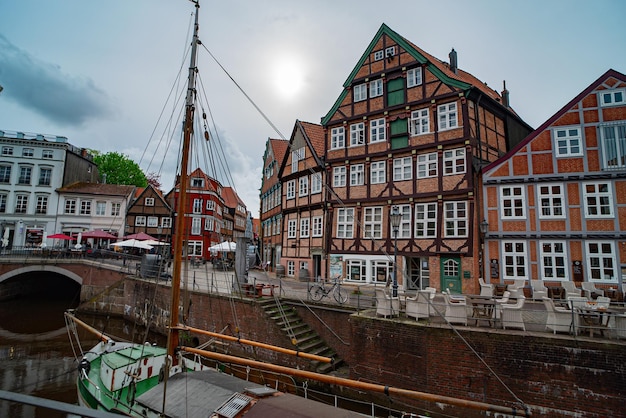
[[64, 2, 530, 417]]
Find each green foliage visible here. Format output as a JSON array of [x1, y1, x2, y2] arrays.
[[92, 151, 148, 187]]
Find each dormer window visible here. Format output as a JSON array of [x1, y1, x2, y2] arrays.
[[191, 177, 204, 188]]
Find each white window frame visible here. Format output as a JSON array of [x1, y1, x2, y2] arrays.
[[300, 217, 310, 238], [553, 127, 583, 157], [370, 118, 386, 143], [370, 161, 386, 184], [599, 123, 626, 170], [287, 260, 295, 277], [415, 202, 437, 238], [2, 146, 13, 156], [299, 176, 309, 196], [350, 164, 364, 186], [583, 182, 613, 218], [65, 199, 76, 214], [331, 127, 345, 149], [363, 207, 383, 239], [311, 172, 322, 194], [286, 180, 296, 199], [346, 259, 367, 282], [599, 88, 625, 107], [35, 195, 48, 215], [312, 216, 323, 237], [42, 150, 54, 159], [586, 241, 617, 282], [437, 102, 458, 131], [443, 148, 466, 175], [500, 186, 526, 219], [191, 217, 202, 235], [393, 157, 412, 181], [354, 83, 367, 102], [539, 241, 568, 281], [350, 122, 365, 146], [22, 148, 34, 157], [444, 201, 467, 238], [205, 218, 214, 231], [538, 183, 565, 219], [337, 208, 354, 239], [410, 108, 430, 135], [15, 194, 28, 214], [111, 202, 121, 217], [502, 241, 528, 281], [407, 67, 423, 88], [145, 197, 155, 206], [80, 200, 91, 215], [192, 198, 202, 214], [385, 46, 396, 58], [95, 201, 106, 216], [333, 166, 346, 187], [369, 79, 383, 98], [287, 219, 297, 238], [416, 152, 437, 178], [374, 50, 384, 61], [135, 216, 146, 227], [147, 216, 159, 227], [18, 166, 32, 185], [206, 200, 215, 210], [292, 147, 304, 173], [38, 167, 52, 186], [397, 204, 411, 239], [161, 217, 172, 228]]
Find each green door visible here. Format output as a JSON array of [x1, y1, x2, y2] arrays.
[[441, 257, 462, 294]]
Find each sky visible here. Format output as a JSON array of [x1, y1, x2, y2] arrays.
[[1, 0, 625, 216]]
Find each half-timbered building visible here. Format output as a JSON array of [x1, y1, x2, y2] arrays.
[[482, 69, 626, 296], [321, 24, 531, 293], [279, 121, 326, 280]]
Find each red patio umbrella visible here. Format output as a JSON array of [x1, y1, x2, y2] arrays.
[[47, 233, 75, 240], [123, 232, 156, 240], [81, 230, 117, 239]]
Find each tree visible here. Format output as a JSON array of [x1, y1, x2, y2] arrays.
[[92, 151, 148, 187]]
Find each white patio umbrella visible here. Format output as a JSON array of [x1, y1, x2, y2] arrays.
[[2, 227, 10, 247], [40, 231, 48, 248], [208, 241, 236, 253], [110, 239, 154, 250]]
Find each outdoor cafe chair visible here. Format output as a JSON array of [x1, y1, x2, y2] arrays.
[[581, 282, 605, 299], [443, 290, 467, 326], [405, 290, 430, 320], [501, 296, 526, 330], [543, 297, 573, 334], [375, 289, 400, 318]]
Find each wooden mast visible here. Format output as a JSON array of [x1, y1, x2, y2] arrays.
[[167, 0, 200, 363]]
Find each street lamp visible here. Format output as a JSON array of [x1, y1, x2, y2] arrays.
[[390, 206, 402, 298], [479, 219, 489, 280]]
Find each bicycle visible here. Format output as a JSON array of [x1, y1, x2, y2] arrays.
[[309, 277, 349, 304]]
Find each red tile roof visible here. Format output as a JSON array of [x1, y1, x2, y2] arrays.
[[57, 182, 136, 196], [299, 120, 325, 158]]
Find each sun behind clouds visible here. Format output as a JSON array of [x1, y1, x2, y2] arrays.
[[271, 54, 306, 100]]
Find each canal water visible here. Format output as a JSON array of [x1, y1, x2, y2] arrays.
[[0, 280, 163, 417]]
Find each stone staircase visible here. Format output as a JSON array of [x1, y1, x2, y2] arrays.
[[258, 297, 344, 375]]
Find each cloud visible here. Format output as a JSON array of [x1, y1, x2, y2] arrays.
[[0, 34, 112, 126]]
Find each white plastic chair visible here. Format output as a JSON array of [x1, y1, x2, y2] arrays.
[[405, 290, 430, 320], [508, 279, 526, 299], [375, 289, 400, 318], [581, 282, 604, 299], [561, 281, 582, 299], [443, 291, 467, 326], [479, 278, 494, 297], [595, 296, 611, 309], [494, 291, 511, 319], [501, 296, 526, 330], [530, 280, 548, 300], [543, 297, 573, 334]]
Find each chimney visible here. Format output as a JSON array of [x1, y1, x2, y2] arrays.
[[449, 48, 457, 74], [501, 80, 510, 108]]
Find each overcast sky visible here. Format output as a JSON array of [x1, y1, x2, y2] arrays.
[[1, 0, 625, 216]]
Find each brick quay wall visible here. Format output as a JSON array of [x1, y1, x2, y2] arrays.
[[78, 278, 625, 418]]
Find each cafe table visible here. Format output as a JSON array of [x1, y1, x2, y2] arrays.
[[467, 295, 496, 327]]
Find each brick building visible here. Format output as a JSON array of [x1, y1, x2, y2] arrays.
[[321, 24, 531, 293], [482, 69, 626, 293], [259, 138, 288, 271], [279, 121, 326, 280]]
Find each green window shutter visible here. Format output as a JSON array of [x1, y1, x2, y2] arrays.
[[390, 119, 408, 149], [387, 78, 405, 106]]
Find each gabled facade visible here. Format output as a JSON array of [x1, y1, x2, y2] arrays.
[[321, 24, 532, 293], [56, 182, 135, 240], [168, 168, 225, 260], [126, 184, 173, 242], [259, 138, 288, 271], [482, 69, 626, 291], [222, 186, 247, 241], [279, 121, 326, 279], [0, 130, 98, 248]]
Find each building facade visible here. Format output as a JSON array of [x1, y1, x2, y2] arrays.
[[482, 69, 626, 292], [168, 168, 225, 260], [320, 24, 531, 293], [125, 184, 173, 242], [259, 138, 288, 271], [279, 121, 326, 280], [0, 130, 98, 248]]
